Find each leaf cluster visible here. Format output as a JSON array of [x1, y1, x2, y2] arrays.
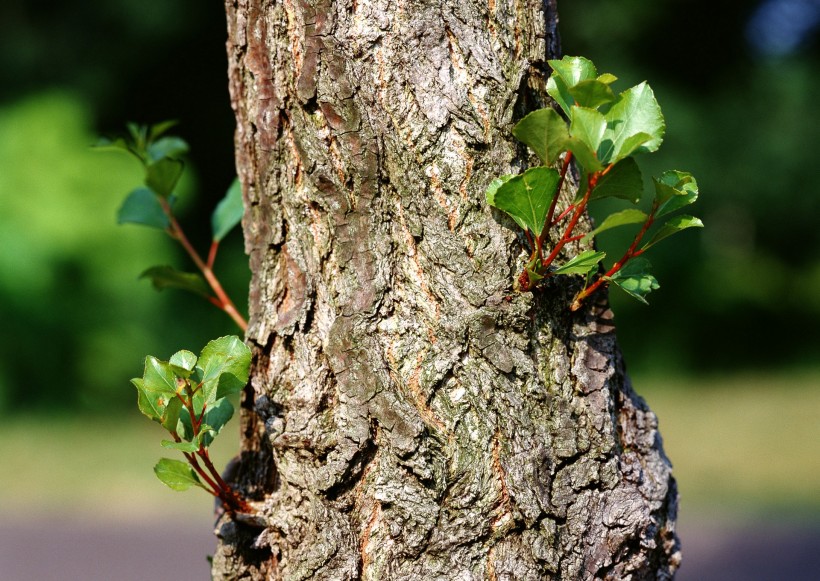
[[131, 336, 250, 498], [486, 56, 703, 308]]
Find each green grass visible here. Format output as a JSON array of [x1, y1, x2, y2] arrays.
[[637, 371, 820, 518], [1, 373, 818, 522]]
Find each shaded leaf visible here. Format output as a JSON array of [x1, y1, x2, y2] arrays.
[[583, 208, 648, 242], [147, 136, 189, 162], [654, 170, 699, 217], [580, 157, 644, 204], [607, 257, 659, 304], [160, 396, 183, 433], [149, 120, 179, 141], [212, 178, 245, 242], [553, 250, 606, 276], [140, 266, 212, 298], [200, 398, 235, 446], [153, 458, 206, 491], [599, 82, 665, 163], [570, 106, 607, 156], [196, 336, 252, 404], [488, 167, 560, 236], [117, 188, 169, 230], [485, 174, 515, 207], [512, 108, 569, 165], [642, 215, 704, 250], [546, 74, 574, 117], [569, 80, 616, 109], [145, 158, 184, 198]]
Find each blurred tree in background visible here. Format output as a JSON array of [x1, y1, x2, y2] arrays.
[[0, 0, 818, 414]]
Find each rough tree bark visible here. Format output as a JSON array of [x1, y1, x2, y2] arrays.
[[214, 0, 680, 579]]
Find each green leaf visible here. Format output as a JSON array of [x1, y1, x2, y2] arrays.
[[599, 82, 665, 164], [132, 378, 162, 422], [485, 174, 515, 207], [548, 56, 598, 87], [566, 137, 604, 172], [161, 396, 183, 433], [512, 108, 569, 165], [169, 350, 197, 378], [654, 170, 699, 217], [597, 73, 618, 85], [583, 208, 648, 242], [153, 458, 206, 491], [642, 215, 704, 250], [145, 158, 184, 198], [147, 136, 189, 162], [569, 80, 616, 109], [196, 336, 252, 404], [488, 167, 561, 236], [200, 398, 235, 446], [149, 120, 179, 141], [140, 266, 212, 298], [579, 157, 644, 204], [92, 136, 141, 160], [161, 439, 200, 453], [546, 74, 574, 117], [211, 178, 245, 242], [570, 106, 607, 156], [143, 356, 179, 395], [552, 250, 606, 276], [117, 187, 169, 230], [607, 258, 659, 304]]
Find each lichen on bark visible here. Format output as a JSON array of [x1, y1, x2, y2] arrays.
[[213, 0, 681, 579]]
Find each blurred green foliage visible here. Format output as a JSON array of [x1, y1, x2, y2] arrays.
[[0, 0, 818, 415]]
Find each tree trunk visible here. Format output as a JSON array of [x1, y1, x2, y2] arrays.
[[215, 1, 680, 579]]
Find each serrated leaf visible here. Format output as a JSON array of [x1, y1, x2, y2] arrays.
[[212, 178, 245, 242], [147, 136, 189, 162], [570, 106, 607, 156], [654, 170, 699, 217], [143, 356, 179, 395], [578, 157, 643, 204], [608, 257, 659, 304], [569, 80, 616, 109], [196, 336, 252, 404], [566, 137, 604, 172], [145, 158, 184, 198], [546, 74, 574, 117], [169, 350, 197, 378], [599, 82, 665, 164], [132, 357, 177, 423], [512, 108, 569, 165], [642, 215, 703, 250], [153, 458, 206, 491], [200, 398, 235, 446], [161, 439, 200, 453], [132, 378, 162, 422], [583, 208, 648, 242], [553, 250, 606, 276], [597, 73, 618, 85], [140, 266, 212, 298], [488, 167, 560, 236], [117, 187, 169, 230]]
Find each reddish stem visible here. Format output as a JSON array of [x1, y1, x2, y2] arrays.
[[550, 204, 575, 227], [206, 240, 219, 270], [571, 204, 658, 310], [159, 198, 248, 331], [541, 170, 601, 270], [544, 151, 574, 232]]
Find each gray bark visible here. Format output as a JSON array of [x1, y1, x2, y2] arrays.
[[215, 0, 680, 579]]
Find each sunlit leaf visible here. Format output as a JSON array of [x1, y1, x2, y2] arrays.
[[642, 215, 704, 250], [487, 167, 560, 236], [196, 336, 252, 404], [553, 250, 606, 276], [583, 208, 648, 242], [153, 458, 206, 491], [569, 80, 616, 109], [169, 350, 197, 378], [654, 170, 699, 217], [570, 106, 607, 156], [599, 82, 665, 163], [607, 257, 659, 304]]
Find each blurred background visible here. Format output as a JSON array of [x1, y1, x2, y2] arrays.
[[0, 0, 817, 579]]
